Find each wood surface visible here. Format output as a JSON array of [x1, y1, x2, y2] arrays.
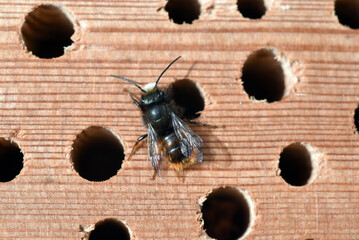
[[0, 0, 359, 239]]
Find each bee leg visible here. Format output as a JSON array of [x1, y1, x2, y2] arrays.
[[186, 120, 218, 128], [129, 134, 148, 160], [152, 170, 157, 180], [127, 92, 142, 109]]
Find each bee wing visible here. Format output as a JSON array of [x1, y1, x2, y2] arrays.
[[170, 112, 203, 162], [147, 123, 162, 173]]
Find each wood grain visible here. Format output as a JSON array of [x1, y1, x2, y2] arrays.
[[0, 0, 358, 239]]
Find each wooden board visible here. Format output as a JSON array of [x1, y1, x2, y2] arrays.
[[0, 0, 359, 239]]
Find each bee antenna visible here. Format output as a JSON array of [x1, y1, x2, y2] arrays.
[[155, 56, 181, 87], [111, 75, 146, 93]]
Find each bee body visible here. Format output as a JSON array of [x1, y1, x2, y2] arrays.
[[112, 57, 203, 175]]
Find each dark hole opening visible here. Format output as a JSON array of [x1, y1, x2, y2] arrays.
[[279, 143, 312, 186], [335, 0, 359, 29], [70, 126, 125, 182], [20, 4, 75, 58], [0, 138, 24, 182], [168, 79, 205, 120], [237, 0, 266, 19], [89, 218, 130, 240], [355, 105, 359, 133], [241, 48, 285, 103], [164, 0, 201, 24], [201, 187, 251, 240]]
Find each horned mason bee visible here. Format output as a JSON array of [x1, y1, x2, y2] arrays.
[[112, 56, 204, 176]]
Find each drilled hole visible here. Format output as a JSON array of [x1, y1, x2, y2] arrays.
[[0, 138, 24, 182], [199, 186, 255, 240], [164, 0, 201, 24], [335, 0, 359, 29], [89, 218, 131, 240], [167, 79, 205, 120], [278, 142, 320, 187], [20, 4, 75, 59], [70, 126, 125, 182], [237, 0, 266, 19], [354, 105, 359, 133], [241, 48, 296, 103]]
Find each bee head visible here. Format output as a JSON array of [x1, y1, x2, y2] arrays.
[[112, 56, 181, 103], [141, 84, 165, 106]]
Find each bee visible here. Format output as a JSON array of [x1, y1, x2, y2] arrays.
[[112, 56, 204, 176]]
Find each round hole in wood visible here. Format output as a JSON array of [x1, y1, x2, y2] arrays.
[[241, 48, 297, 103], [0, 138, 24, 182], [237, 0, 267, 19], [335, 0, 359, 29], [70, 126, 125, 182], [89, 218, 131, 240], [278, 142, 320, 187], [164, 0, 201, 24], [20, 4, 75, 59], [199, 186, 255, 240], [354, 105, 359, 133], [167, 79, 205, 120]]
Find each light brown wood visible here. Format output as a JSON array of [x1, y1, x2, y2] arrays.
[[0, 0, 359, 239]]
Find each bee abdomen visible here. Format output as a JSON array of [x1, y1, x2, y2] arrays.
[[162, 132, 185, 163]]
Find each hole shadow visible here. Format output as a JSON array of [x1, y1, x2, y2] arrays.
[[89, 218, 131, 240], [241, 48, 285, 103], [237, 0, 267, 19], [0, 138, 24, 182], [354, 105, 359, 133], [165, 0, 201, 24], [335, 0, 359, 29], [20, 4, 75, 58], [70, 126, 125, 182], [168, 78, 205, 120], [200, 187, 252, 240], [278, 142, 312, 186]]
